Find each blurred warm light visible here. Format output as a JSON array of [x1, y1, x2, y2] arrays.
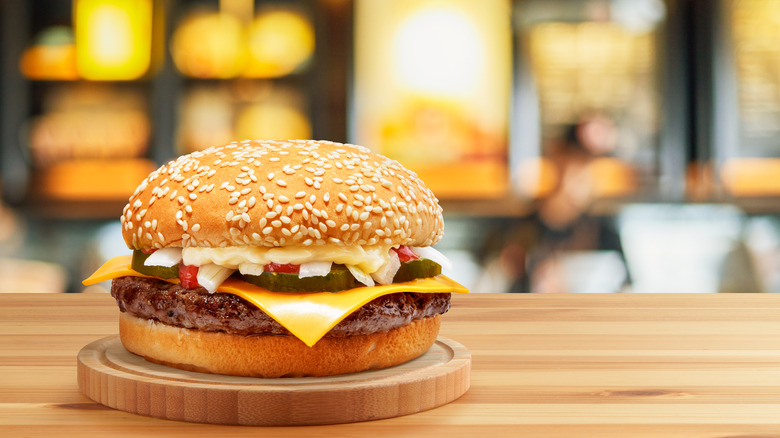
[[588, 157, 637, 198], [35, 159, 157, 201], [516, 157, 559, 198], [178, 86, 235, 153], [171, 12, 246, 79], [528, 22, 654, 125], [731, 0, 780, 143], [393, 7, 483, 97], [722, 158, 780, 196], [74, 0, 153, 80], [28, 84, 150, 166], [354, 0, 511, 199], [235, 102, 312, 141], [244, 9, 315, 78], [20, 27, 79, 81]]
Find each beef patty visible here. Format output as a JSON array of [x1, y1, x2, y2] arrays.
[[110, 276, 451, 338]]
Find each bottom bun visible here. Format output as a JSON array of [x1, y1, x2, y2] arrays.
[[118, 312, 442, 378]]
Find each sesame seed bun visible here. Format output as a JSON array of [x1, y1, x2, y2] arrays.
[[120, 139, 444, 250]]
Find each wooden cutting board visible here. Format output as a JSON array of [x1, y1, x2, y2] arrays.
[[77, 335, 470, 426]]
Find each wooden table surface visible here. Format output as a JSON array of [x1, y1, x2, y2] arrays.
[[4, 292, 780, 437]]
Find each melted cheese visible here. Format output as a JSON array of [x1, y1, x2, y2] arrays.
[[182, 244, 395, 273], [84, 255, 469, 347]]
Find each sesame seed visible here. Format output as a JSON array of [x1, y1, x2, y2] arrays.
[[242, 213, 251, 223], [338, 193, 348, 202], [263, 227, 273, 235], [278, 195, 289, 203], [326, 220, 336, 228], [240, 188, 251, 195], [189, 193, 197, 200], [349, 185, 359, 192], [272, 220, 282, 227], [185, 205, 193, 213], [248, 197, 256, 208], [267, 172, 275, 180], [276, 179, 287, 187], [133, 199, 142, 208]]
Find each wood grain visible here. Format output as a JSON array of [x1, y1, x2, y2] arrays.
[[76, 335, 470, 425], [5, 293, 780, 437]]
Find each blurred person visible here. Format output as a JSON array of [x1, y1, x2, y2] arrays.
[[529, 111, 627, 293]]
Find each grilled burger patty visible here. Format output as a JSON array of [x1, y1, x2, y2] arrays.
[[110, 276, 451, 338]]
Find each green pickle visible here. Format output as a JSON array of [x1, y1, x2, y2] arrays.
[[241, 259, 441, 292], [131, 250, 180, 279], [393, 259, 441, 283], [242, 265, 359, 292]]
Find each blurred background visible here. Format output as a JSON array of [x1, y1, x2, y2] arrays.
[[1, 0, 779, 294]]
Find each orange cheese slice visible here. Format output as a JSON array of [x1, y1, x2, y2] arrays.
[[84, 255, 469, 347]]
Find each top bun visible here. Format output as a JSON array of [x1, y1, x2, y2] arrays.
[[121, 139, 444, 250]]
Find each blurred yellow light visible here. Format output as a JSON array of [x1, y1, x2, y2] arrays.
[[171, 13, 246, 79], [74, 0, 152, 80], [235, 103, 312, 141], [245, 10, 315, 78], [393, 6, 484, 97]]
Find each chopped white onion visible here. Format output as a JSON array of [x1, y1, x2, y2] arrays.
[[410, 246, 452, 271], [196, 263, 235, 294], [238, 263, 265, 276], [371, 250, 400, 285], [144, 247, 183, 267], [299, 261, 333, 278], [347, 264, 375, 287]]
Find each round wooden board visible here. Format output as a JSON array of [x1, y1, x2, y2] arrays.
[[77, 335, 471, 426]]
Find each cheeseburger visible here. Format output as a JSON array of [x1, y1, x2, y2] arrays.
[[84, 139, 468, 378]]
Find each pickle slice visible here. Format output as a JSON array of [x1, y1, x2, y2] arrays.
[[131, 250, 180, 279], [393, 259, 442, 283], [241, 265, 360, 292]]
